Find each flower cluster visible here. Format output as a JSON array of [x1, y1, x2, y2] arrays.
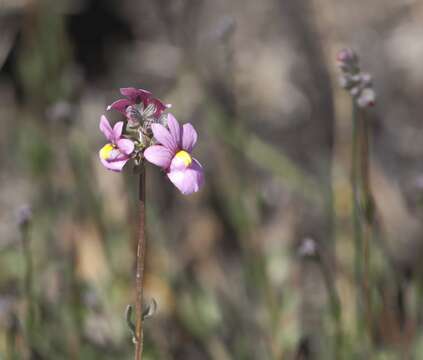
[[99, 88, 204, 195], [336, 48, 376, 108]]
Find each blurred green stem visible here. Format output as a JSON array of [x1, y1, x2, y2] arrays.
[[352, 102, 362, 295], [134, 165, 146, 360], [359, 106, 374, 337], [317, 254, 343, 358], [351, 101, 373, 349], [20, 221, 35, 354], [6, 312, 19, 360]]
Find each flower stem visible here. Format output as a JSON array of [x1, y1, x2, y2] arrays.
[[358, 106, 374, 338], [20, 220, 35, 354], [352, 101, 363, 323], [134, 165, 146, 360], [352, 101, 373, 350], [317, 253, 343, 357]]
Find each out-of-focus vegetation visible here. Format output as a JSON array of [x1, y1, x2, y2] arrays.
[[1, 0, 423, 359]]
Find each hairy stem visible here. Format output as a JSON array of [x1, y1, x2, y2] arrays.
[[134, 166, 146, 360]]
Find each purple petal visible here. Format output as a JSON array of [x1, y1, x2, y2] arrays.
[[167, 158, 204, 195], [99, 152, 130, 172], [151, 123, 178, 152], [117, 139, 134, 155], [191, 158, 204, 186], [102, 159, 129, 172], [120, 87, 151, 103], [182, 123, 198, 152], [112, 121, 124, 142], [144, 145, 173, 169], [99, 115, 114, 141], [167, 113, 182, 147], [107, 99, 132, 113]]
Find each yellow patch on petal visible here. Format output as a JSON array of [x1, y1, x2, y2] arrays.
[[175, 150, 192, 167], [100, 143, 115, 160]]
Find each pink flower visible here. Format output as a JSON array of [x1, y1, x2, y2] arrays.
[[144, 114, 204, 195], [99, 115, 135, 172], [107, 87, 170, 119]]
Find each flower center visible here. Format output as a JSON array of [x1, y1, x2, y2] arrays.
[[100, 143, 115, 160], [175, 150, 192, 167]]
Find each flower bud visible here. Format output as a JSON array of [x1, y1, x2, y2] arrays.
[[357, 88, 376, 108], [350, 86, 361, 97], [336, 48, 358, 66], [126, 106, 142, 127], [339, 75, 352, 89], [361, 73, 373, 86], [17, 205, 32, 228], [298, 237, 318, 258]]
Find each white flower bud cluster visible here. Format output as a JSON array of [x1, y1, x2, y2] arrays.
[[337, 48, 376, 108]]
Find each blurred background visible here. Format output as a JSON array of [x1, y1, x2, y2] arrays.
[[1, 0, 423, 359]]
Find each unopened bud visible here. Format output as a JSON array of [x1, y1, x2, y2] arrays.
[[350, 74, 361, 83], [350, 86, 361, 97], [298, 237, 318, 258], [357, 88, 376, 108], [339, 75, 352, 89], [17, 205, 32, 228], [361, 73, 373, 86], [214, 15, 236, 41], [336, 48, 358, 66], [126, 106, 142, 127]]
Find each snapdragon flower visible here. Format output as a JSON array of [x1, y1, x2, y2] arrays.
[[144, 114, 204, 195], [99, 87, 204, 195], [99, 115, 135, 172]]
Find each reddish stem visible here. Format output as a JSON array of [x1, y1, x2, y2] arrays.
[[134, 166, 146, 360]]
